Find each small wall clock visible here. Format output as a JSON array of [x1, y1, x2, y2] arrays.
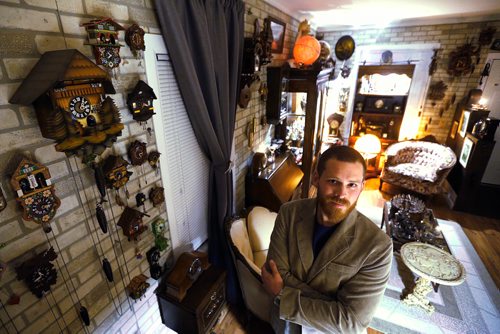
[[149, 186, 165, 207], [128, 140, 148, 166], [125, 23, 146, 56], [102, 155, 133, 190], [10, 158, 60, 232], [127, 80, 157, 123], [117, 206, 149, 241], [81, 18, 125, 69], [15, 247, 58, 298]]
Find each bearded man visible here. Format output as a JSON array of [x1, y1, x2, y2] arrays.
[[262, 145, 392, 334]]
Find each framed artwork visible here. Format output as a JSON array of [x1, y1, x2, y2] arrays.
[[269, 17, 286, 54], [458, 110, 470, 137], [450, 120, 459, 139], [459, 135, 475, 167]]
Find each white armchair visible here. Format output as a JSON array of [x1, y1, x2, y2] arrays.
[[226, 206, 277, 323]]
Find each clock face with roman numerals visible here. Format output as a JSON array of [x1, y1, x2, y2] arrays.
[[69, 96, 91, 119]]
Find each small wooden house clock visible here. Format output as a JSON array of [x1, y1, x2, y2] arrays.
[[10, 158, 60, 232], [117, 206, 149, 241], [81, 18, 125, 69], [102, 155, 133, 190], [16, 247, 58, 298], [127, 80, 157, 123], [9, 49, 124, 163]]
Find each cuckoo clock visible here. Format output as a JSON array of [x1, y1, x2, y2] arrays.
[[117, 206, 149, 241], [10, 158, 60, 232], [148, 151, 161, 171], [81, 18, 124, 69], [128, 140, 148, 165], [125, 23, 146, 56], [9, 49, 124, 164], [16, 247, 58, 298], [127, 274, 150, 300], [102, 155, 133, 190], [127, 80, 157, 123], [149, 186, 165, 207]]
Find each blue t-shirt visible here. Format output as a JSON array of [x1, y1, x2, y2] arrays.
[[312, 222, 338, 258]]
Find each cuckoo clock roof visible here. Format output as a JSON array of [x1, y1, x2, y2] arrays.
[[81, 18, 125, 31], [9, 49, 115, 106], [117, 207, 147, 226], [12, 158, 46, 178], [102, 155, 129, 173], [129, 80, 157, 100]]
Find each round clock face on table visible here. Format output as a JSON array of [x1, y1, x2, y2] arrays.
[[69, 96, 91, 119]]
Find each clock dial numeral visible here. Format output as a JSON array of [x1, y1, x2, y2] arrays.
[[69, 96, 91, 119]]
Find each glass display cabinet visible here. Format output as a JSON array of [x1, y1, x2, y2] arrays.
[[266, 63, 334, 198], [351, 64, 415, 145]]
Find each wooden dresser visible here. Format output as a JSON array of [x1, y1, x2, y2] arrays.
[[156, 266, 226, 334]]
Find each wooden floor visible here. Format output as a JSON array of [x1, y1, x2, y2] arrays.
[[214, 178, 500, 334]]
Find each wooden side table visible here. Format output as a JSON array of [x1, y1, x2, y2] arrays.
[[156, 266, 226, 334], [400, 242, 466, 314]]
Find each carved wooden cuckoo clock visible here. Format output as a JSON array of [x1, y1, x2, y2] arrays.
[[149, 186, 165, 207], [10, 158, 60, 232], [16, 247, 58, 298], [128, 140, 148, 166], [102, 155, 132, 190], [127, 80, 157, 123], [81, 18, 125, 69], [117, 206, 149, 241], [9, 49, 124, 164], [125, 23, 146, 56]]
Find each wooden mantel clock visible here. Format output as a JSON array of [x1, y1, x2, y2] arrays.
[[9, 49, 124, 164], [10, 158, 60, 232], [81, 17, 125, 69]]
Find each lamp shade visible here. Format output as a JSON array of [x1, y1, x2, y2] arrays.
[[293, 35, 321, 66], [354, 134, 381, 159]]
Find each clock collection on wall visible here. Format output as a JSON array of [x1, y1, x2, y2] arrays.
[[4, 16, 170, 332]]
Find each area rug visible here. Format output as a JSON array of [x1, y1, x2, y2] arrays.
[[357, 200, 500, 334]]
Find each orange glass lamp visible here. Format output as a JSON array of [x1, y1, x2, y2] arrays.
[[354, 134, 382, 177], [293, 35, 321, 66]]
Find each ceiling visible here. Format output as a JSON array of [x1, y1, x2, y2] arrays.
[[265, 0, 500, 31]]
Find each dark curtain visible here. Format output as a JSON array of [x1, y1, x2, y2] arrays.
[[154, 0, 244, 304]]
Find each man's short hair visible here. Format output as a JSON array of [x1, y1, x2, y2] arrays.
[[317, 145, 366, 177]]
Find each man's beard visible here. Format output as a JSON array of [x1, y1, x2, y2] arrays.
[[318, 196, 357, 225]]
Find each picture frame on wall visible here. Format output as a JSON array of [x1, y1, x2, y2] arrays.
[[458, 110, 470, 137], [459, 135, 475, 167], [269, 17, 286, 54], [450, 120, 459, 139]]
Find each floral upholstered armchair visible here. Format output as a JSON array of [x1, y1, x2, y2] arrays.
[[379, 141, 456, 196]]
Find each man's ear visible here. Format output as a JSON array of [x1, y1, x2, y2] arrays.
[[312, 170, 320, 187]]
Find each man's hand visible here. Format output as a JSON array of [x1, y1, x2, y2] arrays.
[[261, 259, 283, 297]]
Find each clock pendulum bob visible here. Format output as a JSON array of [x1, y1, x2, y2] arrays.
[[102, 258, 114, 282]]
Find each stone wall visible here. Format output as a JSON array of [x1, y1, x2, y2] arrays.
[[322, 20, 500, 143], [0, 1, 170, 333]]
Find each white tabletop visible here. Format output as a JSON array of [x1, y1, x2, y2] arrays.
[[400, 242, 466, 286]]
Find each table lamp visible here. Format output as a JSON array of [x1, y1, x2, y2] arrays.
[[354, 134, 381, 177]]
